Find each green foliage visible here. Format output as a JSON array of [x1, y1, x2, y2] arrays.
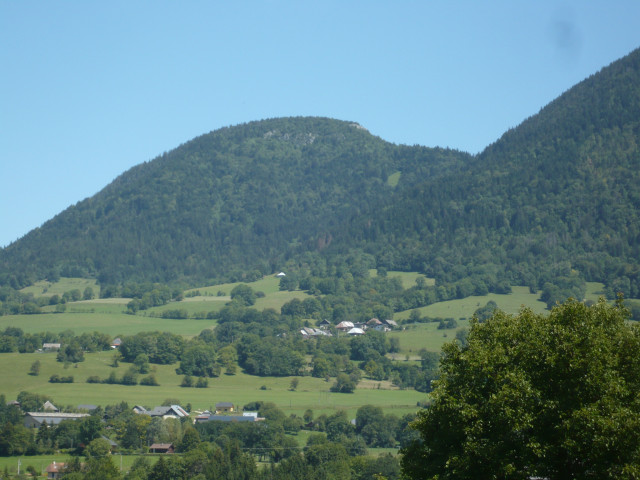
[[230, 284, 256, 306], [401, 298, 640, 479], [56, 342, 84, 363], [29, 359, 40, 376], [330, 373, 358, 393], [119, 331, 185, 365], [178, 343, 220, 378]]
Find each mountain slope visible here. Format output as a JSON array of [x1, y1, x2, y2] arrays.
[[1, 48, 639, 297], [356, 47, 640, 296], [0, 117, 468, 286]]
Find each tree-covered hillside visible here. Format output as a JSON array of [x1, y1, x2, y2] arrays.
[[345, 47, 640, 298], [1, 47, 640, 298], [0, 117, 468, 287]]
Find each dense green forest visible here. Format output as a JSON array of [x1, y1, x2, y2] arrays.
[[1, 49, 639, 302]]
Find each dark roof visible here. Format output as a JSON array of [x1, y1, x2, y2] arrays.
[[25, 412, 90, 426], [216, 402, 234, 408], [207, 415, 256, 422], [147, 405, 188, 417]]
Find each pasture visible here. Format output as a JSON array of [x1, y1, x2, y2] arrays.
[[0, 311, 214, 337], [0, 351, 425, 420], [20, 277, 100, 298], [0, 454, 150, 478]]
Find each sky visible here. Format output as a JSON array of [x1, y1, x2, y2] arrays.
[[1, 1, 640, 248]]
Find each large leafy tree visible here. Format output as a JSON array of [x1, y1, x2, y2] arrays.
[[402, 298, 640, 480]]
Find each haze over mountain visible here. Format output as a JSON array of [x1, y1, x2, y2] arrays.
[[1, 48, 639, 298]]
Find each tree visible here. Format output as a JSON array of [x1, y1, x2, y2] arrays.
[[230, 284, 256, 306], [178, 344, 219, 378], [134, 353, 150, 373], [85, 437, 111, 458], [29, 360, 41, 376], [83, 286, 95, 300], [289, 377, 299, 391], [177, 426, 200, 453], [330, 373, 357, 393], [401, 298, 640, 480]]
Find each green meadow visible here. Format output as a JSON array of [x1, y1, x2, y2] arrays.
[[0, 351, 424, 419], [0, 310, 214, 337], [20, 278, 100, 298], [0, 454, 151, 477]]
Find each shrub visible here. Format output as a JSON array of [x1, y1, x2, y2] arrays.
[[140, 374, 159, 386]]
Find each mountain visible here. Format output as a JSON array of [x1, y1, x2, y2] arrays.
[[1, 48, 639, 297], [0, 117, 468, 287], [357, 47, 640, 297]]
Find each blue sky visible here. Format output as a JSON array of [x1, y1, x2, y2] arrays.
[[1, 1, 639, 248]]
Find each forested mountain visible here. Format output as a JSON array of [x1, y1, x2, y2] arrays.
[[0, 117, 468, 287], [352, 47, 640, 297], [1, 47, 639, 297]]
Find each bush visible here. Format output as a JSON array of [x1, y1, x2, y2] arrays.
[[195, 377, 208, 388], [86, 375, 101, 383], [140, 374, 159, 386]]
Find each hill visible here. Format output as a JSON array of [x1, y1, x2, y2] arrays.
[[0, 118, 467, 287], [345, 47, 640, 297], [1, 48, 639, 298]]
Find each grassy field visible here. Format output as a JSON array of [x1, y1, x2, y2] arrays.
[[0, 454, 151, 478], [0, 352, 425, 419], [20, 277, 100, 298], [388, 320, 470, 355], [0, 311, 215, 337], [185, 275, 285, 297]]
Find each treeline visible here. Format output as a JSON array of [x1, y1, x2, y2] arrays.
[[0, 327, 111, 355]]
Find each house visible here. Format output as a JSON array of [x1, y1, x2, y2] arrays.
[[45, 462, 66, 479], [336, 321, 354, 332], [43, 401, 59, 412], [204, 414, 259, 423], [300, 327, 330, 337], [215, 402, 235, 413], [198, 412, 263, 423], [132, 405, 148, 415], [110, 338, 122, 349], [347, 327, 365, 336], [383, 319, 398, 329], [101, 435, 118, 451], [24, 412, 90, 428], [42, 343, 61, 351], [317, 319, 332, 329], [366, 318, 383, 327], [77, 404, 98, 412], [194, 410, 212, 423], [372, 324, 390, 332], [149, 443, 174, 454], [276, 272, 286, 277], [146, 405, 188, 419]]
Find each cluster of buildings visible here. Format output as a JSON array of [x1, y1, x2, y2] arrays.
[[21, 400, 260, 430], [300, 317, 398, 338]]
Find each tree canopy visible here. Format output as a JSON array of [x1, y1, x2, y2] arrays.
[[401, 298, 640, 480]]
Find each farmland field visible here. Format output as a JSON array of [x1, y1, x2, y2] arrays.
[[0, 351, 425, 419]]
